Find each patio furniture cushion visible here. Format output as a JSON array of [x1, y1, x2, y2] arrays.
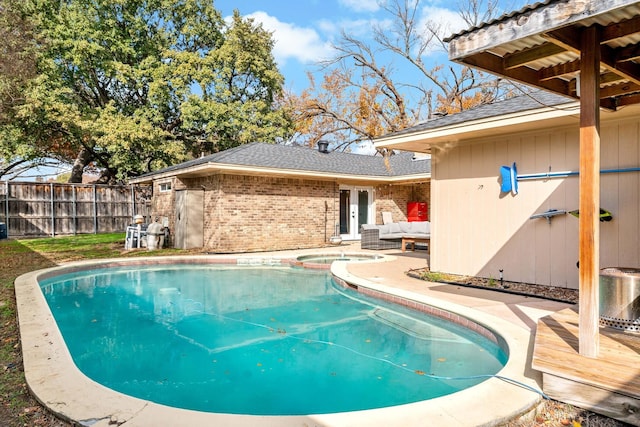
[[360, 221, 430, 250]]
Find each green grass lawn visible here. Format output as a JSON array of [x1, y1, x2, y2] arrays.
[[0, 234, 189, 426]]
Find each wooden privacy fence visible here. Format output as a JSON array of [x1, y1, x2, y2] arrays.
[[0, 181, 152, 237]]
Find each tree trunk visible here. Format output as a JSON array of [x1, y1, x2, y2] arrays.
[[96, 170, 117, 184], [68, 147, 93, 183]]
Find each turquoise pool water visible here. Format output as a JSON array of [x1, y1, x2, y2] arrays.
[[39, 265, 507, 415]]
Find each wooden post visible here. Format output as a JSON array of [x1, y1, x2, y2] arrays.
[[93, 185, 98, 234], [4, 181, 8, 231], [50, 182, 55, 238], [578, 25, 601, 358], [72, 185, 77, 235]]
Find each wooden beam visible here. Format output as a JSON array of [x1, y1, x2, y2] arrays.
[[546, 26, 640, 87], [600, 44, 640, 86], [545, 27, 581, 53], [578, 25, 601, 359], [599, 72, 627, 85], [599, 98, 618, 111], [615, 92, 640, 107], [615, 43, 640, 63], [601, 14, 640, 44], [567, 72, 626, 96], [539, 60, 581, 81], [460, 51, 571, 97], [504, 43, 566, 70], [600, 81, 640, 98]]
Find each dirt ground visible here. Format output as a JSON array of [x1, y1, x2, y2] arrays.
[[408, 268, 578, 304]]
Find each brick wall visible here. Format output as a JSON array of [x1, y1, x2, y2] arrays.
[[373, 183, 430, 224], [149, 174, 430, 252], [187, 175, 338, 252], [151, 178, 178, 227]]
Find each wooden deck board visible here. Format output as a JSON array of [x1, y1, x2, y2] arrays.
[[532, 307, 640, 424]]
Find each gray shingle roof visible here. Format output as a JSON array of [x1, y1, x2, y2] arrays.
[[379, 90, 574, 140], [138, 142, 431, 179]]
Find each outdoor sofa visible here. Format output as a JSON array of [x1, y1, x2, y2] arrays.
[[360, 221, 430, 251]]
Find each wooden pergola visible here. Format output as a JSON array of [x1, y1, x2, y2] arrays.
[[445, 0, 640, 358]]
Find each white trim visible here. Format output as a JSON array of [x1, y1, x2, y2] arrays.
[[130, 163, 430, 185], [158, 181, 172, 192], [339, 185, 374, 240], [374, 101, 580, 150]]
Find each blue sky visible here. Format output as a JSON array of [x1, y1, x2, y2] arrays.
[[216, 0, 532, 93], [20, 1, 534, 180]]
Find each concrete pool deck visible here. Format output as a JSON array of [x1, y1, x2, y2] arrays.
[[14, 245, 573, 426]]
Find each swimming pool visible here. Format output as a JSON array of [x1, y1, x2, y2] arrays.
[[38, 264, 506, 415], [16, 255, 544, 426]]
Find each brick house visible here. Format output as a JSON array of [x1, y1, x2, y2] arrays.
[[129, 142, 430, 252]]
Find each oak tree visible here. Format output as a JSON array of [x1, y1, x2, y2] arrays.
[[2, 0, 291, 182]]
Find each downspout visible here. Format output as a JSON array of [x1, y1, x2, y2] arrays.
[[334, 181, 338, 237], [324, 200, 328, 243], [216, 177, 222, 252]]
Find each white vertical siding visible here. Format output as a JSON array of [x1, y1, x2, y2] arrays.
[[617, 121, 640, 267], [430, 116, 640, 289]]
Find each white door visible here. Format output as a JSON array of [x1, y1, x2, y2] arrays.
[[339, 187, 373, 240]]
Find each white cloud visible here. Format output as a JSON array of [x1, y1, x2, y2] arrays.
[[246, 12, 334, 65], [338, 0, 380, 13], [420, 6, 467, 37], [417, 6, 468, 55]]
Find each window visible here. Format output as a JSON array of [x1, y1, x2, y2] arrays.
[[159, 182, 172, 192]]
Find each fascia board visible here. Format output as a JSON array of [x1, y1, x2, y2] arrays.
[[374, 102, 580, 149], [129, 163, 430, 184]]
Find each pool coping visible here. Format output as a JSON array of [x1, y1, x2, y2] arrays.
[[15, 254, 542, 427]]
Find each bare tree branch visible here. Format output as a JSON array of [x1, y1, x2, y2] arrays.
[[287, 0, 515, 151]]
